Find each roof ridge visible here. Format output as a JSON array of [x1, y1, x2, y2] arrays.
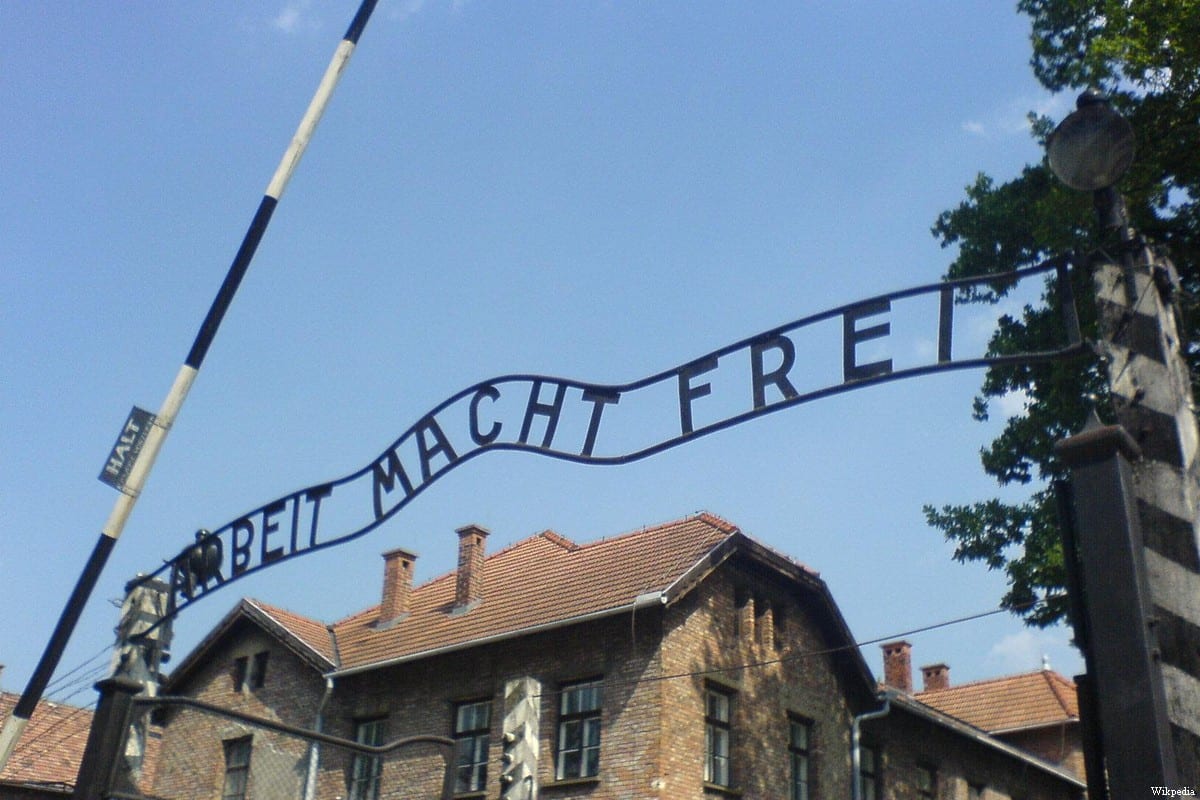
[[1040, 669, 1078, 716], [575, 511, 734, 552], [916, 668, 1057, 695]]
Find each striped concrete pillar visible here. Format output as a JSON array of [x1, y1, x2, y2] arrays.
[[1094, 245, 1200, 780]]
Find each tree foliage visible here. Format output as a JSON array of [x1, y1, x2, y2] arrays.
[[925, 0, 1200, 626]]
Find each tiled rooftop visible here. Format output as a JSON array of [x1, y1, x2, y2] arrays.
[[0, 691, 94, 788], [328, 513, 741, 672], [915, 669, 1079, 733]]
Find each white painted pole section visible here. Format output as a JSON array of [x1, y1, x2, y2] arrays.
[[102, 365, 198, 539], [0, 2, 377, 777], [0, 718, 28, 776], [266, 40, 356, 201]]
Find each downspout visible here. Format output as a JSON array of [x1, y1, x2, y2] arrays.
[[303, 677, 335, 800], [851, 693, 891, 800]]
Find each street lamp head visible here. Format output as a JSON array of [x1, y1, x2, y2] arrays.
[[1047, 90, 1135, 191]]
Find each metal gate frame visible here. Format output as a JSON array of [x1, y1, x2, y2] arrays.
[[72, 676, 455, 800]]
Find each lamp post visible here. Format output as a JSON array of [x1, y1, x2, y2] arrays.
[[1050, 91, 1200, 791]]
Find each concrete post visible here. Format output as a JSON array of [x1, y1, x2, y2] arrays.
[[1092, 245, 1200, 781], [71, 676, 143, 800], [1055, 419, 1177, 792]]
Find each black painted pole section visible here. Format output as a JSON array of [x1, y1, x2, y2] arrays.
[[1054, 416, 1178, 792], [0, 0, 379, 774], [70, 676, 143, 800]]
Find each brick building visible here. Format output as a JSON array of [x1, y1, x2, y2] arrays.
[[153, 513, 1084, 799], [900, 648, 1085, 782]]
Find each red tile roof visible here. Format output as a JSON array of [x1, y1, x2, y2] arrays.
[[330, 513, 744, 672], [167, 513, 836, 688], [247, 598, 338, 665], [915, 669, 1079, 733], [0, 691, 93, 788]]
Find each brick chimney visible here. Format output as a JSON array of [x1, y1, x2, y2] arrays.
[[881, 640, 913, 693], [379, 547, 418, 625], [921, 663, 950, 692], [454, 524, 489, 609]]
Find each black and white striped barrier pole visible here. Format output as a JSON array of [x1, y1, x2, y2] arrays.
[[0, 0, 378, 772]]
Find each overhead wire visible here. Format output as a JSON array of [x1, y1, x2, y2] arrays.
[[532, 600, 1041, 702]]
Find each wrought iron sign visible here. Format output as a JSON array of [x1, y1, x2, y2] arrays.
[[143, 258, 1084, 620]]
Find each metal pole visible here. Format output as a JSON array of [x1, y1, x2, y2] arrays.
[[0, 0, 379, 773]]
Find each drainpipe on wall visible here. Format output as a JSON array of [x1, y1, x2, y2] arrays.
[[303, 677, 335, 800], [851, 693, 891, 800]]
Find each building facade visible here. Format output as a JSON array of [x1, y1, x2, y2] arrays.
[[152, 513, 1084, 799]]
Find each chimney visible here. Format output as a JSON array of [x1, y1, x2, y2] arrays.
[[379, 547, 418, 625], [880, 640, 913, 693], [921, 663, 950, 692], [454, 524, 489, 609]]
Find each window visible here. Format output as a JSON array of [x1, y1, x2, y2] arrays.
[[557, 679, 602, 779], [789, 717, 812, 800], [232, 651, 269, 692], [704, 687, 733, 787], [221, 737, 252, 800], [453, 700, 491, 793], [232, 656, 248, 692], [250, 651, 269, 688], [859, 744, 879, 800], [349, 718, 386, 800], [916, 764, 937, 800]]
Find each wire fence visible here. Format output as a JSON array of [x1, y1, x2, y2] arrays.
[[87, 690, 454, 800]]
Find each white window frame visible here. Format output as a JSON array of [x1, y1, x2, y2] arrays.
[[556, 679, 602, 780], [453, 699, 491, 793]]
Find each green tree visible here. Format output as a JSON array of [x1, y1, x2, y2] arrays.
[[925, 0, 1200, 626]]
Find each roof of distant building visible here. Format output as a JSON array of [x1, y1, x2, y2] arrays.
[[915, 668, 1079, 733], [0, 691, 93, 789]]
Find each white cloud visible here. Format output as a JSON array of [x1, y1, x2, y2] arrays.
[[988, 628, 1066, 672], [960, 92, 1073, 140], [390, 0, 429, 22], [271, 2, 319, 35]]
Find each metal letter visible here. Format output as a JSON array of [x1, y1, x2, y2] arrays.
[[519, 381, 567, 449], [416, 416, 459, 482], [750, 335, 799, 409], [230, 519, 255, 577], [580, 389, 619, 457], [371, 450, 414, 520], [260, 500, 286, 564], [938, 286, 953, 363], [470, 385, 502, 446], [843, 299, 893, 381], [678, 356, 718, 435]]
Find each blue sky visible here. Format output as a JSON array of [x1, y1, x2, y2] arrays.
[[2, 1, 1085, 706]]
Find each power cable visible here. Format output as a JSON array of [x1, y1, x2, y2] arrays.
[[532, 601, 1040, 702]]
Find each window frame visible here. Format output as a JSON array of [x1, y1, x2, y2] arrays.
[[232, 656, 249, 692], [916, 764, 937, 800], [703, 685, 734, 788], [555, 678, 603, 781], [221, 736, 252, 800], [788, 715, 813, 800], [348, 717, 387, 800], [452, 698, 492, 793], [859, 742, 880, 800], [249, 651, 269, 689]]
